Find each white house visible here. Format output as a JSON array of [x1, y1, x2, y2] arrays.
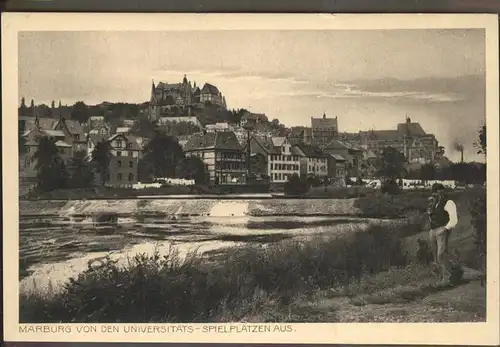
[[246, 136, 300, 183]]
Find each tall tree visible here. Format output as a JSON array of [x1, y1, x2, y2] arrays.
[[419, 163, 436, 181], [141, 131, 185, 178], [175, 156, 208, 185], [475, 125, 486, 155], [29, 136, 69, 191], [68, 150, 95, 188], [71, 101, 90, 124], [91, 141, 112, 186], [376, 146, 406, 182]]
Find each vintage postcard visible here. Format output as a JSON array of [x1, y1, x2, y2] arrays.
[[2, 13, 499, 345]]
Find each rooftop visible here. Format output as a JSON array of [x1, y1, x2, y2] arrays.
[[184, 131, 242, 152]]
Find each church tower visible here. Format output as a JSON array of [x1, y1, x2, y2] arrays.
[[149, 80, 158, 121]]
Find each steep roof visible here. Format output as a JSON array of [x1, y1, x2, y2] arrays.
[[42, 129, 66, 138], [201, 83, 220, 95], [271, 137, 287, 147], [323, 139, 362, 152], [397, 122, 427, 137], [360, 130, 403, 142], [247, 136, 280, 155], [23, 117, 84, 139], [329, 154, 346, 161], [295, 144, 328, 158], [184, 131, 242, 152], [156, 82, 183, 90], [107, 133, 141, 151]]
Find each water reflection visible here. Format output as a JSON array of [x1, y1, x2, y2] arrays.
[[19, 198, 390, 293]]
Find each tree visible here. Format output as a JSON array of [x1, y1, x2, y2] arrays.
[[28, 136, 69, 191], [376, 147, 406, 182], [141, 131, 185, 178], [91, 141, 112, 186], [284, 174, 308, 196], [71, 101, 90, 124], [475, 125, 486, 155], [175, 156, 208, 185], [68, 150, 95, 188], [419, 163, 436, 181], [19, 137, 27, 156]]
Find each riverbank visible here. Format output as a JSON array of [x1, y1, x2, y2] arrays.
[[19, 187, 486, 322]]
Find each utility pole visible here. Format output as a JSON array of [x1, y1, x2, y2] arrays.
[[243, 118, 256, 183]]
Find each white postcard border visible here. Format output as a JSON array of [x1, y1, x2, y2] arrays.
[[2, 13, 499, 345]]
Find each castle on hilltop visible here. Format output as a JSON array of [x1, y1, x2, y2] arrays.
[[149, 75, 227, 121]]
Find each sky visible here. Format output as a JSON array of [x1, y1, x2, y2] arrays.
[[18, 30, 486, 162]]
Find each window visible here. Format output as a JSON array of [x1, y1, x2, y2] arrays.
[[129, 161, 133, 168], [117, 160, 122, 167], [129, 151, 133, 157], [117, 151, 122, 157], [117, 173, 122, 181], [75, 134, 80, 140], [59, 148, 64, 154], [128, 173, 134, 182]]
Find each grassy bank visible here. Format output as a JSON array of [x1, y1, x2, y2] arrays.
[[21, 218, 418, 323]]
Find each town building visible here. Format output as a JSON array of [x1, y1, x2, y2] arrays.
[[326, 154, 347, 186], [311, 113, 338, 146], [205, 122, 234, 133], [288, 126, 312, 146], [200, 83, 226, 108], [322, 139, 363, 178], [20, 108, 87, 178], [239, 111, 269, 128], [246, 136, 300, 184], [293, 143, 329, 178], [105, 133, 142, 187], [349, 116, 442, 164], [157, 116, 203, 129], [183, 131, 246, 185]]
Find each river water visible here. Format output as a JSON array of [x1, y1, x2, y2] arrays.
[[19, 198, 394, 294]]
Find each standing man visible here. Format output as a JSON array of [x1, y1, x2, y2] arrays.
[[428, 183, 459, 286]]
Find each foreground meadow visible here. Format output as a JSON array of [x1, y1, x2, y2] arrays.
[[19, 188, 486, 323]]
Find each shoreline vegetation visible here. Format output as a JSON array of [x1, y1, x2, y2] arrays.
[[19, 187, 486, 323]]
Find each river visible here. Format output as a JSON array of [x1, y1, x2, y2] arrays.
[[19, 198, 395, 294]]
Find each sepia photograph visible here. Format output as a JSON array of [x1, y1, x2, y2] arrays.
[[2, 13, 499, 345]]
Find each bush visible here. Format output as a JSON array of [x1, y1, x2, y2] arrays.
[[354, 191, 430, 218], [284, 174, 308, 196], [305, 186, 377, 199], [380, 180, 401, 195], [467, 188, 486, 271], [20, 221, 415, 323]]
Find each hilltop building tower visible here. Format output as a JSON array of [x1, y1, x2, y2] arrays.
[[311, 113, 338, 146], [149, 75, 227, 121]]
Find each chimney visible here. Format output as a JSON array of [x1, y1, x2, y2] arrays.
[[460, 148, 464, 163]]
